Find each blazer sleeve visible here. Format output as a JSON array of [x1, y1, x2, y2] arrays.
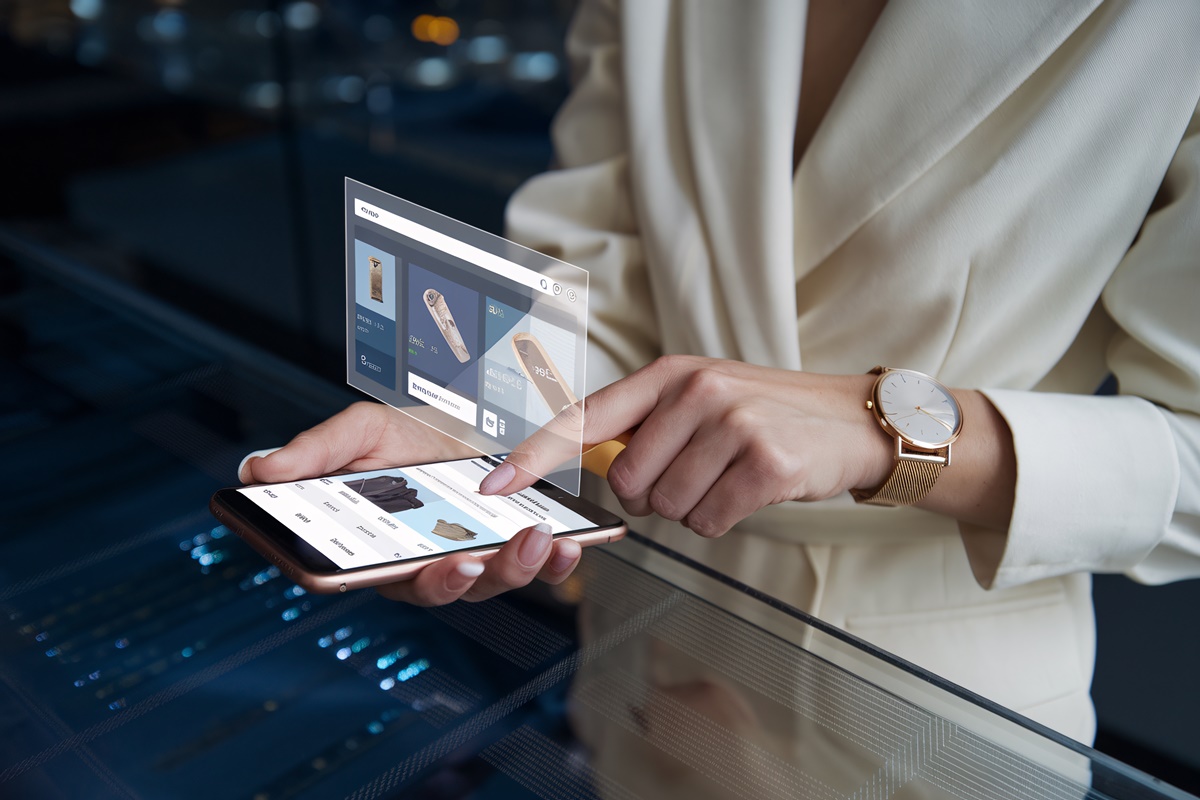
[[963, 103, 1200, 589], [504, 0, 661, 390]]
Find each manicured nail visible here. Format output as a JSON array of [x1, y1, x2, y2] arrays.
[[237, 447, 283, 483], [479, 461, 516, 495], [517, 523, 553, 567], [548, 539, 580, 573], [447, 560, 484, 591]]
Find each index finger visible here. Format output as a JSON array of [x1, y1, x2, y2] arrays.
[[480, 363, 666, 495]]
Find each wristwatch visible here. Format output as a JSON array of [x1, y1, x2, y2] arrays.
[[851, 366, 963, 507]]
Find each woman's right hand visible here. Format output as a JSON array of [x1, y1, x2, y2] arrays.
[[238, 401, 584, 605]]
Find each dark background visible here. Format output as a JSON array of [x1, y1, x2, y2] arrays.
[[0, 1, 1197, 792]]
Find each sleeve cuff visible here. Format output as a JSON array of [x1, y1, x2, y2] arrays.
[[961, 389, 1180, 590]]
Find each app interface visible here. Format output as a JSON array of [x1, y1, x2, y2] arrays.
[[346, 179, 588, 494], [238, 458, 594, 570]]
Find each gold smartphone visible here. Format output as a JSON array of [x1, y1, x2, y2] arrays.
[[423, 289, 471, 363], [511, 332, 576, 414], [210, 455, 626, 594], [368, 256, 384, 302]]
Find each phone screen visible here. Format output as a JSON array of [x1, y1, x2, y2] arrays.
[[233, 457, 594, 570]]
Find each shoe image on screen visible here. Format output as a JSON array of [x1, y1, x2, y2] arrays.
[[346, 475, 424, 513], [368, 256, 384, 302], [424, 289, 471, 364], [512, 332, 577, 415], [431, 519, 479, 542]]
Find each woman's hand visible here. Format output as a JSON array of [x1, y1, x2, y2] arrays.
[[481, 356, 1016, 536], [481, 357, 890, 536], [240, 401, 584, 605]]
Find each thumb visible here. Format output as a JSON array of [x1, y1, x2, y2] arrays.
[[241, 403, 390, 484], [238, 447, 282, 483]]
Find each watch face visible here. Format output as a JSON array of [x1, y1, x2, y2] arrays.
[[874, 369, 962, 449]]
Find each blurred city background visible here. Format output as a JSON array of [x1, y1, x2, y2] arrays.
[[1, 1, 1197, 793], [2, 0, 575, 380]]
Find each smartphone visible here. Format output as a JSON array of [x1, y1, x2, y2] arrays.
[[209, 455, 626, 593], [511, 332, 577, 414], [423, 289, 472, 363], [368, 256, 384, 302]]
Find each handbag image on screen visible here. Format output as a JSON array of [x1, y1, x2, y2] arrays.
[[368, 256, 384, 302], [431, 519, 479, 542], [423, 289, 471, 363], [511, 332, 577, 414], [344, 475, 423, 513]]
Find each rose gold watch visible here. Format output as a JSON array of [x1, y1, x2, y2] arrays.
[[851, 366, 963, 507]]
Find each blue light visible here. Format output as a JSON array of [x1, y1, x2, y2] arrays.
[[510, 52, 559, 83], [350, 637, 370, 654], [375, 647, 409, 670], [333, 627, 352, 641], [45, 648, 60, 658], [467, 35, 508, 65], [336, 647, 352, 661], [251, 566, 280, 586], [151, 9, 187, 42], [367, 721, 385, 734], [70, 0, 103, 21], [114, 638, 129, 649], [281, 608, 300, 622], [284, 1, 321, 31], [317, 635, 334, 649], [378, 678, 395, 691], [181, 647, 194, 658], [395, 659, 430, 682]]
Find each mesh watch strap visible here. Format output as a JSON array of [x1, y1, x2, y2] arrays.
[[851, 455, 944, 507]]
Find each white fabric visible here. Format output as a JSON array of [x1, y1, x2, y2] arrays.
[[506, 0, 1200, 741]]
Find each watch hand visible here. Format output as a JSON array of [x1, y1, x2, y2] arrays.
[[916, 407, 955, 431]]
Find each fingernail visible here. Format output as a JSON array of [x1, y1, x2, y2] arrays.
[[237, 447, 282, 483], [548, 540, 580, 573], [479, 461, 516, 495], [447, 560, 484, 591], [517, 523, 553, 567]]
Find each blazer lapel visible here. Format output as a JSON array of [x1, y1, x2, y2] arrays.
[[677, 0, 806, 368], [793, 0, 1102, 276]]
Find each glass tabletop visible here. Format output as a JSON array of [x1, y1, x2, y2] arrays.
[[0, 232, 1193, 800]]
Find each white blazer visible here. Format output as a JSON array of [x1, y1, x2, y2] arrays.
[[506, 0, 1200, 740]]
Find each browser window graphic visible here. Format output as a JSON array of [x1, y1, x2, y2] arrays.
[[345, 178, 589, 494]]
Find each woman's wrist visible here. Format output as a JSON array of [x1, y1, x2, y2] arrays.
[[915, 389, 1017, 531]]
